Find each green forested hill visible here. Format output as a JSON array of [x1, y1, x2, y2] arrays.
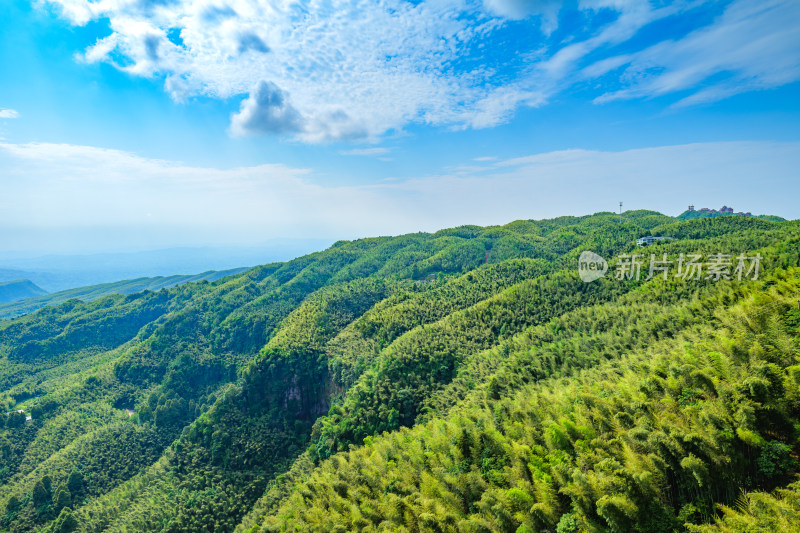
[[0, 268, 249, 320], [1, 211, 799, 533]]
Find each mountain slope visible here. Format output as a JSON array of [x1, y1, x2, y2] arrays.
[[256, 268, 800, 532], [0, 211, 798, 533]]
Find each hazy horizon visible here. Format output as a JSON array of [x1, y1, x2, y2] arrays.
[[0, 238, 336, 261], [1, 0, 798, 254], [0, 203, 793, 259]]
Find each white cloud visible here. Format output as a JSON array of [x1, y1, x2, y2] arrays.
[[37, 0, 800, 141], [592, 0, 800, 105], [0, 109, 20, 119], [340, 147, 392, 157], [483, 0, 560, 33], [230, 80, 304, 136], [49, 0, 499, 141], [0, 140, 797, 251]]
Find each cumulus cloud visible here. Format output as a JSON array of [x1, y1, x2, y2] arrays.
[[41, 0, 800, 142], [0, 109, 19, 119], [230, 81, 304, 136]]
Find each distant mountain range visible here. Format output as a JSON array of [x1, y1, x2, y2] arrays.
[[0, 279, 48, 304], [0, 240, 332, 293], [0, 268, 249, 319]]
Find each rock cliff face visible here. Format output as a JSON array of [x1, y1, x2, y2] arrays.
[[281, 370, 332, 420], [241, 352, 332, 424]]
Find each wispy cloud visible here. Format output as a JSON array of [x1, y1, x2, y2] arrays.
[[1, 140, 796, 251], [39, 0, 800, 142], [0, 109, 19, 119], [593, 0, 800, 106], [483, 0, 561, 33], [340, 148, 392, 157]]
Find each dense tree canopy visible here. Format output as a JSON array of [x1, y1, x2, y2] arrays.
[[0, 211, 798, 532]]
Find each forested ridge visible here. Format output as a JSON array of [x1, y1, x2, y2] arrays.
[[1, 211, 799, 532], [0, 268, 249, 320]]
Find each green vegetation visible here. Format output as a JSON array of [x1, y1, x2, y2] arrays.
[[0, 268, 248, 319], [677, 208, 785, 222], [1, 211, 798, 532]]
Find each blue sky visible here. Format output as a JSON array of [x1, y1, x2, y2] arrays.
[[0, 0, 798, 253]]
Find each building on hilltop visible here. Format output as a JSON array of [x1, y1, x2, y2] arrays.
[[636, 236, 676, 247], [684, 205, 753, 218]]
